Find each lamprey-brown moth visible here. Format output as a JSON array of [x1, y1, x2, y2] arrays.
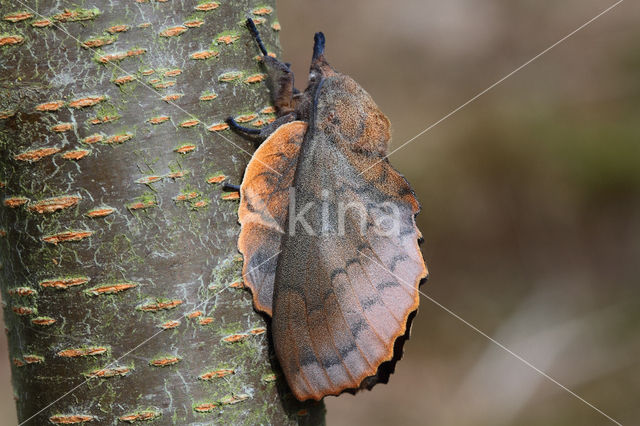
[[228, 19, 428, 401]]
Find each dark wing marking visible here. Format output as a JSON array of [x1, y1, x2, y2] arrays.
[[238, 121, 308, 316], [272, 78, 427, 400]]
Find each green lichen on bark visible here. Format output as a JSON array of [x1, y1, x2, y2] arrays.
[[0, 1, 325, 424]]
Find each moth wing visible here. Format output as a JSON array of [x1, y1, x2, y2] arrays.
[[272, 126, 427, 401], [238, 121, 308, 316]]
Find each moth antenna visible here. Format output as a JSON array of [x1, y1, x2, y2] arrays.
[[313, 32, 326, 60], [222, 182, 241, 192], [246, 18, 268, 56], [225, 116, 261, 135]]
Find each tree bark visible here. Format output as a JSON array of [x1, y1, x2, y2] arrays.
[[0, 1, 324, 424]]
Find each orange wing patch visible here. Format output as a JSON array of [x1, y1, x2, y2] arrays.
[[238, 121, 307, 316]]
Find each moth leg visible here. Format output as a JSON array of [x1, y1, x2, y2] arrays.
[[226, 112, 297, 145], [226, 117, 261, 135], [222, 182, 240, 192], [255, 112, 297, 138], [246, 19, 296, 116], [226, 117, 266, 145], [262, 56, 296, 116], [246, 17, 269, 56]]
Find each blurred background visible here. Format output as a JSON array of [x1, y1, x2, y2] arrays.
[[2, 0, 639, 424]]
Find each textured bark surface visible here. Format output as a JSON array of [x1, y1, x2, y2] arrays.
[[0, 1, 324, 424]]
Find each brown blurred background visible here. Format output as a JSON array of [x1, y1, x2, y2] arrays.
[[2, 0, 639, 424]]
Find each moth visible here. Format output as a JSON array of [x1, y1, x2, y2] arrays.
[[228, 19, 428, 401]]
